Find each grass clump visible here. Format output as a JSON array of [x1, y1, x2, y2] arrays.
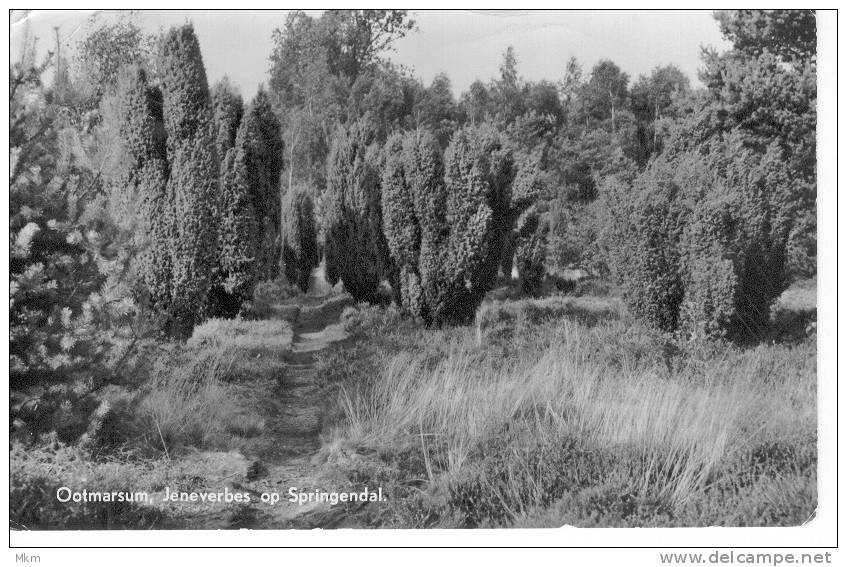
[[247, 278, 304, 319], [187, 317, 293, 351]]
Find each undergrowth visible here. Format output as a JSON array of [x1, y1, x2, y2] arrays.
[[317, 283, 817, 528]]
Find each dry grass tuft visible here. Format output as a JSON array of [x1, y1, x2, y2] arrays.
[[138, 349, 265, 456], [187, 318, 293, 351]]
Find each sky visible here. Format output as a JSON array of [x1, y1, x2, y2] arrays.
[[10, 10, 731, 98]]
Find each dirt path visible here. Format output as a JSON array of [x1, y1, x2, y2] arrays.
[[146, 293, 356, 529], [228, 295, 355, 528]]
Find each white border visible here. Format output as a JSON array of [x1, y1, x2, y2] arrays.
[[3, 1, 841, 559]]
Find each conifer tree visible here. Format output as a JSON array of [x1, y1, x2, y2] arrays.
[[324, 119, 389, 303], [211, 91, 284, 302], [381, 131, 439, 319], [211, 78, 244, 165], [282, 187, 319, 293], [159, 24, 219, 337], [245, 88, 284, 279], [114, 66, 173, 317], [514, 208, 549, 296], [432, 124, 515, 324], [381, 125, 517, 325], [213, 142, 260, 316]]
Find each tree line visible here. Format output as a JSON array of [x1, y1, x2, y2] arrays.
[[10, 10, 816, 440]]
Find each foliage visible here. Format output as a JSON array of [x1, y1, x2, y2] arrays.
[[113, 66, 173, 318], [582, 59, 629, 130], [410, 72, 461, 148], [282, 186, 320, 293], [380, 131, 435, 318], [601, 139, 793, 339], [599, 165, 686, 333], [677, 141, 791, 339], [381, 125, 517, 325], [71, 19, 155, 110], [247, 88, 285, 279], [438, 124, 516, 324], [211, 88, 284, 317], [268, 10, 416, 207], [714, 10, 816, 65], [629, 64, 690, 162], [666, 10, 816, 277], [10, 55, 146, 442], [212, 144, 260, 317], [159, 23, 219, 337], [324, 119, 390, 303], [514, 208, 549, 297], [211, 77, 244, 161], [595, 9, 815, 337]]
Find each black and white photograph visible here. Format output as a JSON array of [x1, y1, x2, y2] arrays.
[[5, 5, 839, 557]]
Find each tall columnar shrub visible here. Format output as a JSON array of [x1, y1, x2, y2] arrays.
[[208, 107, 268, 317], [281, 186, 319, 293], [114, 66, 173, 312], [499, 155, 547, 282], [324, 120, 389, 304], [381, 125, 516, 326], [211, 78, 244, 164], [433, 125, 515, 324], [212, 143, 260, 317], [514, 208, 549, 297], [247, 88, 284, 279], [160, 24, 219, 337], [207, 89, 285, 317], [381, 131, 438, 319]]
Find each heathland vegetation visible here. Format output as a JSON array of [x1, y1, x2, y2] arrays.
[[10, 10, 816, 528]]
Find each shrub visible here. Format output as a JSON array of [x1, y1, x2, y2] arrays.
[[437, 125, 516, 324], [209, 88, 285, 316], [160, 24, 219, 338], [380, 131, 435, 319], [245, 88, 284, 280], [187, 318, 293, 352], [10, 56, 150, 442], [600, 163, 687, 333], [380, 125, 517, 325], [514, 208, 549, 297], [601, 138, 792, 340], [340, 303, 406, 335], [324, 119, 390, 303], [113, 66, 173, 317], [282, 186, 320, 293], [209, 79, 244, 318], [211, 77, 243, 160], [210, 123, 261, 318], [678, 143, 790, 339], [248, 278, 303, 318]]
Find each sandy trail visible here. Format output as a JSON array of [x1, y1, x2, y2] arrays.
[[230, 295, 354, 529], [147, 293, 356, 529]]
